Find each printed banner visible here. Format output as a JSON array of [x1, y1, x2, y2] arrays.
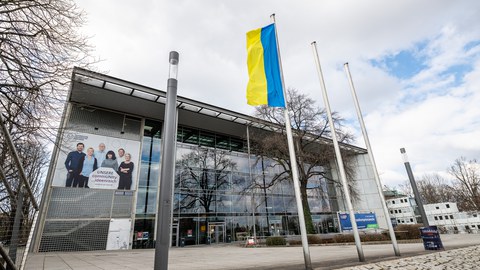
[[52, 131, 141, 190]]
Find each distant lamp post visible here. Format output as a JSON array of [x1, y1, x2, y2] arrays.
[[400, 148, 429, 226]]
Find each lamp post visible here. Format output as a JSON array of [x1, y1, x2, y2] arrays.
[[400, 148, 429, 226], [154, 51, 179, 270]]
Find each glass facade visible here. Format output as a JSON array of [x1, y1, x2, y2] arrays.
[[133, 120, 340, 248]]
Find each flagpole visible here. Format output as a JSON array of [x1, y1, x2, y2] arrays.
[[311, 41, 365, 262], [271, 14, 312, 270], [344, 63, 401, 256]]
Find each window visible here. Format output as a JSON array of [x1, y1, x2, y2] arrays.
[[392, 201, 396, 204], [446, 204, 450, 208], [399, 209, 402, 213], [435, 206, 439, 209], [390, 210, 393, 214], [410, 218, 414, 222], [434, 216, 438, 220], [394, 210, 398, 213], [445, 216, 449, 220], [450, 215, 454, 219], [439, 216, 443, 220]]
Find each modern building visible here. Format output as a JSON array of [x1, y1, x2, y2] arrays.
[[32, 67, 387, 252], [385, 196, 420, 226], [424, 202, 480, 234]]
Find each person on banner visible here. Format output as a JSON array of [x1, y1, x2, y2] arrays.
[[118, 153, 134, 190], [77, 147, 98, 188], [64, 142, 86, 187], [117, 148, 126, 163], [94, 143, 107, 166], [101, 150, 119, 171]]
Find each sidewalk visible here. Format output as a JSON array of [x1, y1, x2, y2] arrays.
[[24, 234, 480, 270]]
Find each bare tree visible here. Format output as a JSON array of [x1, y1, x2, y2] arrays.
[[0, 0, 95, 140], [417, 173, 456, 204], [448, 157, 480, 211], [250, 88, 357, 234], [175, 148, 237, 213], [0, 0, 95, 246]]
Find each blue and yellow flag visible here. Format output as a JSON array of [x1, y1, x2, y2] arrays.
[[246, 24, 285, 107]]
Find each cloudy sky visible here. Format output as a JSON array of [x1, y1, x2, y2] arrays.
[[76, 0, 480, 187]]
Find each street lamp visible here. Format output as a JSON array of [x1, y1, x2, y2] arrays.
[[154, 51, 179, 270], [400, 148, 429, 226]]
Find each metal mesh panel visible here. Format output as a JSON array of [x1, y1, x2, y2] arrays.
[[39, 220, 109, 252], [112, 191, 134, 218], [47, 188, 113, 219], [39, 188, 134, 252], [67, 105, 142, 141]]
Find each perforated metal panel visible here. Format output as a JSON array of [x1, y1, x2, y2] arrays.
[[40, 187, 134, 252], [39, 220, 109, 252], [67, 105, 142, 141], [47, 188, 113, 219], [112, 191, 134, 218]]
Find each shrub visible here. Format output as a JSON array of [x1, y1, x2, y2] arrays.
[[307, 235, 322, 244], [361, 233, 389, 242], [333, 234, 355, 243], [395, 224, 423, 239], [266, 236, 286, 246]]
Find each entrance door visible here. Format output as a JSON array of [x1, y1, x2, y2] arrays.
[[208, 222, 225, 244], [171, 223, 179, 247]]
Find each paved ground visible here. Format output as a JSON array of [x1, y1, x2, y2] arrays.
[[337, 245, 480, 270], [24, 234, 480, 270]]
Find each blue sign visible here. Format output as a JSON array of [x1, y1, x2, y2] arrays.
[[338, 213, 378, 231], [420, 226, 444, 250]]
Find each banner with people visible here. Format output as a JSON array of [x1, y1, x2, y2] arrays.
[[52, 131, 141, 190]]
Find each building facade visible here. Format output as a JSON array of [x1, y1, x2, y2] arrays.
[[32, 67, 387, 252], [385, 196, 420, 225], [424, 202, 480, 234]]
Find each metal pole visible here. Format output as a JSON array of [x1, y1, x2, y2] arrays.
[[344, 63, 401, 256], [0, 244, 17, 270], [8, 189, 24, 270], [311, 42, 365, 262], [400, 148, 429, 226], [0, 166, 15, 200], [0, 113, 38, 210], [246, 125, 257, 244], [19, 211, 38, 270], [154, 51, 179, 270], [270, 14, 312, 270]]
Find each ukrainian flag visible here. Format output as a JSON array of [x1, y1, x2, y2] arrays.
[[246, 24, 285, 107]]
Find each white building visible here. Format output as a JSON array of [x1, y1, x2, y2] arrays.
[[424, 202, 480, 234], [385, 196, 420, 225]]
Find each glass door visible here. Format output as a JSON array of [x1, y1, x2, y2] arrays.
[[208, 222, 226, 244]]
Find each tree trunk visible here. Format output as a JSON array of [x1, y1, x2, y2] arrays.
[[300, 180, 315, 234]]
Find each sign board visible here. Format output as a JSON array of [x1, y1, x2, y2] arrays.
[[88, 168, 120, 189], [106, 218, 131, 250], [420, 226, 444, 250], [338, 212, 378, 231]]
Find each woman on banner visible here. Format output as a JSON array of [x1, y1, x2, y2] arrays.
[[77, 147, 98, 188], [118, 153, 134, 190], [101, 150, 119, 172]]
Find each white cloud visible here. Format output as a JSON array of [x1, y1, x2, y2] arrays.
[[75, 0, 480, 188]]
